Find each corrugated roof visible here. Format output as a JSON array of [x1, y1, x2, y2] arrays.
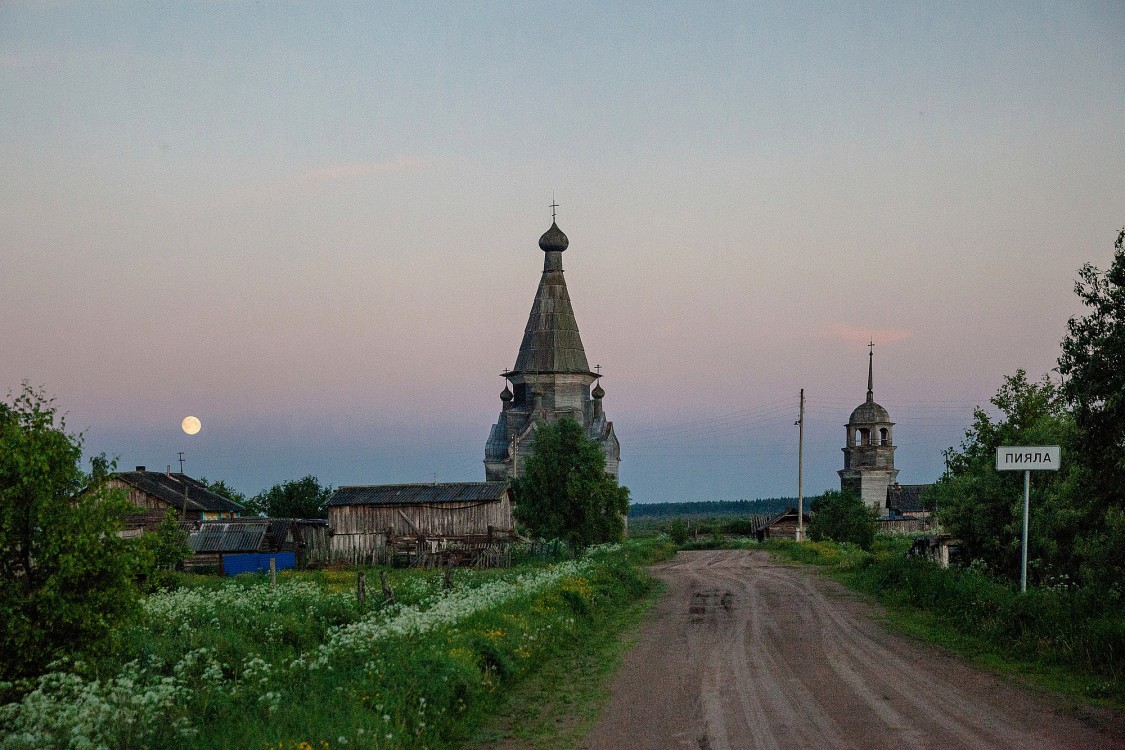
[[115, 471, 244, 514], [189, 521, 268, 553], [328, 482, 509, 507]]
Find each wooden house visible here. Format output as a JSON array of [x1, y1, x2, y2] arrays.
[[885, 483, 934, 521], [109, 467, 243, 524], [327, 482, 515, 564]]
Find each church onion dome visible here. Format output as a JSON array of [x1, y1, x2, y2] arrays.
[[849, 399, 890, 425], [538, 222, 569, 252], [592, 381, 605, 399], [500, 384, 513, 402]]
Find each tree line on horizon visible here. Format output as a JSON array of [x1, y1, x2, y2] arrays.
[[628, 498, 798, 519]]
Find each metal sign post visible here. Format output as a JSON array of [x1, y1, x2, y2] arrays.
[[996, 446, 1061, 592]]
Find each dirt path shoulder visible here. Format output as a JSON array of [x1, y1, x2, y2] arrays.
[[578, 550, 1125, 750]]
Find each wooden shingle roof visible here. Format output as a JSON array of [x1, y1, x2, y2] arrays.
[[509, 222, 597, 377], [328, 482, 509, 508]]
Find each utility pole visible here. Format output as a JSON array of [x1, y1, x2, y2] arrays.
[[177, 452, 185, 473], [796, 389, 805, 542]]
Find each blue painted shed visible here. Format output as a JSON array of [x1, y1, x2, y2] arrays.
[[187, 519, 299, 574], [222, 551, 296, 577]]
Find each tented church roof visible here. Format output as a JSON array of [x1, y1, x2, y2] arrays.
[[510, 222, 596, 376]]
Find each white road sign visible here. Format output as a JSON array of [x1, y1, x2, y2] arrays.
[[995, 446, 1061, 472]]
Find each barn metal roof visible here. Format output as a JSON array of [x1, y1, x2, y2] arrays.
[[327, 482, 510, 507], [114, 471, 244, 514], [189, 521, 268, 553]]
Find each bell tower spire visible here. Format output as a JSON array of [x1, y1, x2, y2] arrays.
[[867, 340, 874, 402]]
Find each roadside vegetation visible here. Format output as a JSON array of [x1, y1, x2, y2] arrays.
[[756, 229, 1125, 708], [765, 536, 1125, 707], [0, 539, 674, 749], [929, 229, 1125, 593]]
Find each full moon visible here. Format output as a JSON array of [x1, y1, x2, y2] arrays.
[[181, 416, 201, 435]]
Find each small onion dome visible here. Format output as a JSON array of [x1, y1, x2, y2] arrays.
[[500, 384, 513, 401], [849, 400, 890, 424], [538, 222, 569, 252], [592, 381, 605, 399]]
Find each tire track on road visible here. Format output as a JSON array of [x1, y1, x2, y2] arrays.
[[581, 550, 1125, 750]]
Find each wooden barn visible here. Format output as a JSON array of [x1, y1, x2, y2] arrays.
[[328, 482, 515, 564], [110, 467, 242, 525], [752, 507, 812, 541]]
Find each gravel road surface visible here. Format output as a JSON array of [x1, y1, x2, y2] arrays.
[[580, 550, 1124, 750]]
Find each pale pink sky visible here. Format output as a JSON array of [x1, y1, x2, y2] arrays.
[[2, 2, 1122, 501]]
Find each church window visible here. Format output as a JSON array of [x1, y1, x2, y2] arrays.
[[879, 428, 889, 445]]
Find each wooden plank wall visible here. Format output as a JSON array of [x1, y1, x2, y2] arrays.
[[876, 519, 936, 535], [329, 531, 390, 565], [106, 478, 169, 512], [329, 498, 513, 537], [328, 497, 514, 564], [298, 524, 331, 565]]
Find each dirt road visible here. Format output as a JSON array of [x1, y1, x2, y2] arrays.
[[580, 550, 1124, 750]]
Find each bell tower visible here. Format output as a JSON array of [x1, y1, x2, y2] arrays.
[[838, 343, 898, 511]]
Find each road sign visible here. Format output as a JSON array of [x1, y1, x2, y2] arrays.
[[995, 445, 1062, 592], [996, 446, 1060, 471]]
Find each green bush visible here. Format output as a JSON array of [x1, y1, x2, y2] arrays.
[[807, 490, 876, 549]]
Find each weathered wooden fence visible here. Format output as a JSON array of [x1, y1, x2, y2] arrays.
[[875, 519, 937, 535], [329, 531, 519, 568]]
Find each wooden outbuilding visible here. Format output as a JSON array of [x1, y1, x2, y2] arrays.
[[184, 517, 330, 573], [752, 507, 812, 541], [327, 482, 515, 564], [885, 483, 933, 520], [109, 467, 243, 525]]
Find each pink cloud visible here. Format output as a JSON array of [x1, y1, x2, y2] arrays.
[[823, 323, 910, 346], [303, 157, 425, 181]]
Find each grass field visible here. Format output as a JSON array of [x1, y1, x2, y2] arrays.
[[0, 539, 674, 750]]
